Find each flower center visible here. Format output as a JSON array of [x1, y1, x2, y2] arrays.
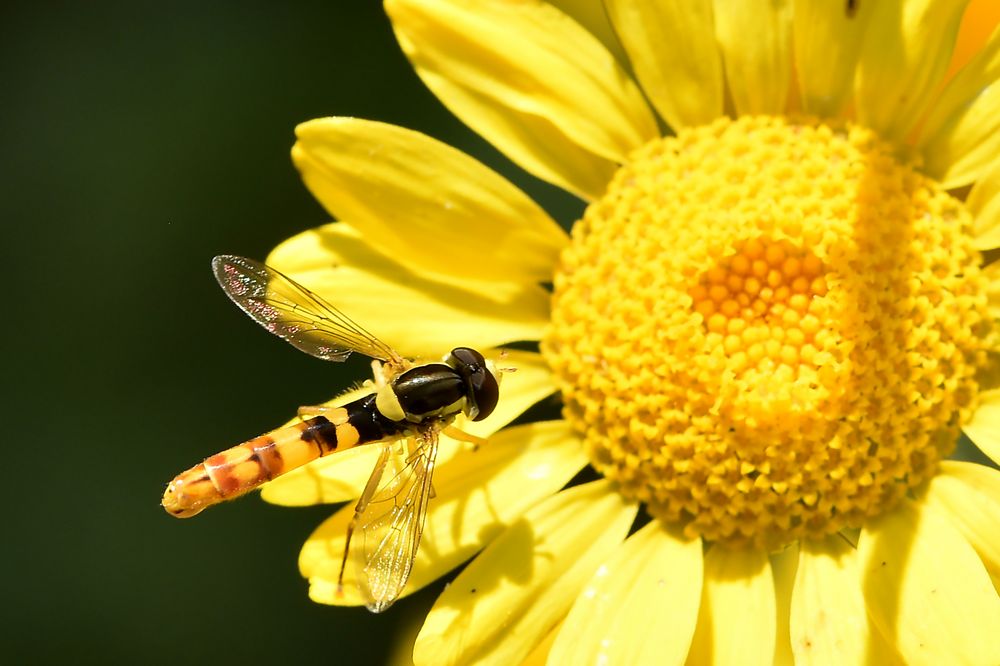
[[542, 116, 991, 548]]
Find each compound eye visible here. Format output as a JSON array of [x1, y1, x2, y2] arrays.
[[469, 366, 499, 421], [449, 347, 500, 421]]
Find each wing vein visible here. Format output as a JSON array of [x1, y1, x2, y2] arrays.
[[211, 255, 403, 364]]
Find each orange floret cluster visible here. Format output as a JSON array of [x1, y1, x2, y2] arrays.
[[543, 116, 992, 548]]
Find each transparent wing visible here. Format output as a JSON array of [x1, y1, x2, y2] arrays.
[[212, 254, 402, 364], [353, 429, 439, 612]]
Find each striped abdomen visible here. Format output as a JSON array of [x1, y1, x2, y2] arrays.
[[162, 394, 405, 518]]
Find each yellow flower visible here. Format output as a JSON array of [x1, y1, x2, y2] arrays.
[[260, 0, 1000, 663]]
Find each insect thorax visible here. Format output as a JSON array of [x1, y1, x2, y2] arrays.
[[377, 363, 467, 424]]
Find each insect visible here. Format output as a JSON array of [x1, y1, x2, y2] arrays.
[[846, 0, 858, 17], [162, 255, 501, 612]]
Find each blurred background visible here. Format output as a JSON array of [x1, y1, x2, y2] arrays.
[[0, 1, 580, 663]]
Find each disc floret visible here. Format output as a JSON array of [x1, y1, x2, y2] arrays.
[[543, 116, 991, 547]]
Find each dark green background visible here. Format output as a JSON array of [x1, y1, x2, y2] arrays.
[[1, 2, 579, 664]]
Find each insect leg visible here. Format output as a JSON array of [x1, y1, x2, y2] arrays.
[[338, 441, 393, 594], [442, 424, 488, 450], [297, 405, 343, 419], [371, 359, 389, 388]]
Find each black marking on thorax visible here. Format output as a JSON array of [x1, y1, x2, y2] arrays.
[[346, 393, 409, 442], [393, 363, 466, 419]]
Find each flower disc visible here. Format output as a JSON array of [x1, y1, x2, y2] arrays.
[[543, 116, 992, 547]]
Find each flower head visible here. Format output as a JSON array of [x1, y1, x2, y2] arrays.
[[261, 1, 1000, 663], [545, 115, 991, 550]]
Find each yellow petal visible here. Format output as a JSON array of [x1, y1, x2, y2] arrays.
[[523, 621, 561, 666], [301, 421, 589, 607], [548, 522, 703, 666], [919, 24, 1000, 188], [921, 460, 1000, 590], [855, 0, 969, 143], [417, 81, 617, 201], [859, 497, 1000, 666], [791, 535, 891, 665], [687, 546, 776, 665], [386, 0, 657, 200], [712, 0, 793, 115], [292, 118, 567, 283], [412, 480, 637, 666], [948, 0, 1000, 77], [967, 156, 1000, 250], [962, 387, 1000, 465], [604, 0, 724, 129], [261, 351, 558, 506], [265, 222, 549, 359], [771, 544, 797, 666], [546, 0, 627, 64], [792, 0, 875, 117]]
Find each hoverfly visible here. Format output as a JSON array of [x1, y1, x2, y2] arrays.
[[162, 255, 502, 612]]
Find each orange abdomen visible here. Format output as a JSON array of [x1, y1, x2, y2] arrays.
[[163, 407, 363, 518]]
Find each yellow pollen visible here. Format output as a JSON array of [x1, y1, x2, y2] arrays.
[[542, 116, 992, 548]]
